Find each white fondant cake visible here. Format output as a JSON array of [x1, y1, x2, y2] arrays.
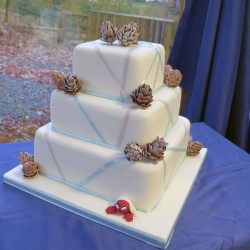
[[33, 39, 192, 212], [3, 34, 207, 248]]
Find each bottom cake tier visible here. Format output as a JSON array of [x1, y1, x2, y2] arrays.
[[34, 116, 190, 212], [3, 147, 207, 249]]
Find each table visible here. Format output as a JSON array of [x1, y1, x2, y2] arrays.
[[1, 123, 250, 250]]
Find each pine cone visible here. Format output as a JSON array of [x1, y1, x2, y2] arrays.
[[101, 21, 117, 44], [124, 142, 144, 161], [22, 161, 39, 178], [117, 22, 139, 46], [130, 83, 153, 108], [187, 139, 203, 156], [19, 152, 34, 166], [165, 69, 182, 87], [146, 137, 168, 161], [127, 22, 139, 44], [64, 75, 83, 95], [51, 70, 66, 90], [164, 64, 172, 78]]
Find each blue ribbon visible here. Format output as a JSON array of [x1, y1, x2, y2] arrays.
[[74, 96, 107, 144], [143, 43, 164, 82], [86, 41, 164, 100], [82, 84, 164, 103], [167, 147, 187, 152], [51, 125, 123, 152], [40, 172, 115, 202]]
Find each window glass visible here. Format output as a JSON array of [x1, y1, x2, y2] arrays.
[[0, 0, 184, 143]]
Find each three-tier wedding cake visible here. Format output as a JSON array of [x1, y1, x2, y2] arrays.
[[4, 21, 206, 248]]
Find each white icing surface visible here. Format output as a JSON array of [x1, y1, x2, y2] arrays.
[[50, 86, 181, 148], [73, 40, 165, 98], [34, 39, 192, 214], [34, 117, 190, 211]]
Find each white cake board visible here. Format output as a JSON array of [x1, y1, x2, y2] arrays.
[[3, 149, 207, 249]]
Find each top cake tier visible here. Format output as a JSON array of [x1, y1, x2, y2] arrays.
[[73, 40, 165, 100]]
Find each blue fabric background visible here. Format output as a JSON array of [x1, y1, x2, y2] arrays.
[[168, 0, 250, 152], [1, 123, 250, 250]]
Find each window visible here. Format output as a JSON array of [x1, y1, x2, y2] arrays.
[[0, 0, 184, 143]]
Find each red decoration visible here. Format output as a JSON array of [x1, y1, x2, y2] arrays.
[[106, 199, 134, 222]]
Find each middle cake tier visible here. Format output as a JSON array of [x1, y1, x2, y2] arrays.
[[50, 85, 181, 149]]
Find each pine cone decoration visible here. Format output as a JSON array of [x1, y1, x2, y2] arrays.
[[19, 152, 34, 166], [146, 137, 168, 161], [101, 21, 117, 44], [51, 70, 66, 90], [117, 22, 139, 46], [124, 142, 144, 161], [22, 161, 39, 178], [165, 69, 182, 87], [130, 83, 153, 108], [64, 75, 83, 95], [187, 139, 203, 156], [164, 64, 172, 77], [127, 22, 139, 44]]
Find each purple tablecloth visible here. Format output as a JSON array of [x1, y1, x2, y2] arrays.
[[1, 123, 250, 250]]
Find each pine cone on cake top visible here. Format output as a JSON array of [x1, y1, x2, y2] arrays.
[[146, 137, 168, 161], [127, 22, 139, 44], [64, 75, 83, 95], [101, 21, 117, 44], [187, 138, 203, 156], [130, 83, 153, 108], [124, 142, 144, 161], [51, 70, 66, 90], [117, 22, 139, 46], [22, 161, 39, 178], [164, 68, 182, 87]]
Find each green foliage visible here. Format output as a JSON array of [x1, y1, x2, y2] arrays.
[[83, 1, 170, 18], [2, 0, 176, 19], [12, 0, 44, 16]]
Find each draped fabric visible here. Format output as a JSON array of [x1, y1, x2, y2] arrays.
[[1, 126, 250, 250], [168, 0, 250, 152]]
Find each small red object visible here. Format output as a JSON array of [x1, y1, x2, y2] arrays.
[[106, 199, 134, 222]]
